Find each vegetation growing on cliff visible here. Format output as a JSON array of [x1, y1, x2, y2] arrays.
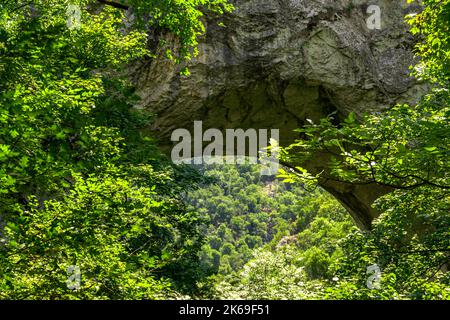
[[278, 0, 450, 299]]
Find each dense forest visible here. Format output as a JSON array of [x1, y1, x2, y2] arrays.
[[186, 163, 448, 299], [0, 0, 449, 300], [186, 163, 355, 299]]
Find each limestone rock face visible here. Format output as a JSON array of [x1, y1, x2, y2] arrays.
[[132, 0, 423, 229]]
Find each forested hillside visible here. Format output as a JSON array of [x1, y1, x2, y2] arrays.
[[186, 164, 352, 276], [0, 0, 449, 300], [186, 164, 449, 299]]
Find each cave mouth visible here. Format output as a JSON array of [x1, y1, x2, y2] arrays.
[[153, 78, 343, 150]]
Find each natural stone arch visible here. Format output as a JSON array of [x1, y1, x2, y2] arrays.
[[131, 0, 424, 229]]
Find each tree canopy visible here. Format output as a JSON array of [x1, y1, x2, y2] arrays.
[[0, 0, 231, 299], [278, 0, 450, 299]]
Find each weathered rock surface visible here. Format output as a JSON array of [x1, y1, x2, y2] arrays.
[[131, 0, 424, 229]]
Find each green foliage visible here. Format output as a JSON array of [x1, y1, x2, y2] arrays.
[[279, 97, 448, 190], [407, 0, 450, 84], [202, 169, 353, 299], [278, 0, 450, 300], [216, 247, 311, 300], [187, 164, 295, 276], [122, 0, 233, 65], [326, 187, 450, 300], [0, 0, 230, 299], [1, 174, 189, 299], [185, 163, 351, 280]]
